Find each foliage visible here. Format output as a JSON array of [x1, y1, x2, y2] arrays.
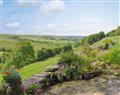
[[3, 42, 35, 68], [74, 41, 81, 47], [37, 44, 72, 61], [106, 26, 120, 36], [62, 44, 72, 52], [26, 84, 40, 95], [81, 31, 105, 45], [2, 68, 23, 95], [59, 51, 92, 79], [37, 48, 60, 61], [80, 45, 97, 62], [0, 48, 11, 52]]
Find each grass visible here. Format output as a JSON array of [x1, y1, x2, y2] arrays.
[[0, 56, 59, 84], [99, 43, 120, 65], [19, 56, 59, 80], [91, 36, 120, 48], [0, 34, 74, 53]]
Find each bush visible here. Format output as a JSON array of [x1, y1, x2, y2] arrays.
[[80, 45, 97, 62], [59, 51, 92, 79], [26, 84, 40, 95], [37, 45, 72, 61], [0, 48, 11, 52], [2, 68, 24, 95], [37, 48, 57, 61], [62, 44, 72, 52]]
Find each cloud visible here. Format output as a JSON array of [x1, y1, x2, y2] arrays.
[[41, 0, 65, 15], [30, 20, 118, 36], [6, 22, 20, 30], [17, 0, 37, 6], [80, 16, 101, 24], [0, 0, 3, 6]]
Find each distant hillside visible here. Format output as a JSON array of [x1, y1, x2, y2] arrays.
[[0, 34, 84, 41], [52, 36, 84, 40], [106, 26, 120, 36]]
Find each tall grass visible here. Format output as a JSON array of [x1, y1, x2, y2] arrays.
[[100, 43, 120, 65]]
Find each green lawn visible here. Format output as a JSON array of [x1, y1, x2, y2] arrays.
[[19, 56, 59, 80]]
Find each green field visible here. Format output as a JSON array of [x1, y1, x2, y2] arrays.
[[0, 34, 75, 52]]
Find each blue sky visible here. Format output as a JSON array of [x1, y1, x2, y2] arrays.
[[0, 0, 119, 36]]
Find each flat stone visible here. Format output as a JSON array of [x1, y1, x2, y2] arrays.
[[30, 77, 46, 83], [23, 77, 46, 88], [45, 65, 59, 72], [106, 78, 120, 95], [33, 72, 51, 78]]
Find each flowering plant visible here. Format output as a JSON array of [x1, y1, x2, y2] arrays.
[[2, 67, 21, 83]]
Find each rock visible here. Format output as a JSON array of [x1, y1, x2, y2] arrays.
[[23, 77, 46, 88], [45, 65, 59, 72], [33, 73, 51, 78], [106, 78, 120, 95]]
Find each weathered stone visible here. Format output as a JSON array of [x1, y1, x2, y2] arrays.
[[106, 78, 120, 95], [33, 73, 51, 78], [23, 77, 46, 88], [45, 65, 59, 72]]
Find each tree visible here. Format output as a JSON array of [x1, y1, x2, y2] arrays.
[[3, 42, 35, 68], [81, 31, 105, 45], [12, 42, 35, 68]]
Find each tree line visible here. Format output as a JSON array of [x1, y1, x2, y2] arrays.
[[37, 45, 72, 61], [0, 42, 72, 68]]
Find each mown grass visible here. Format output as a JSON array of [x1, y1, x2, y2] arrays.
[[19, 56, 59, 80]]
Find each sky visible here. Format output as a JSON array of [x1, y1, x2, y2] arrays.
[[0, 0, 119, 36]]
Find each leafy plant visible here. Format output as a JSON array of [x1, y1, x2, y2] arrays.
[[59, 51, 92, 79]]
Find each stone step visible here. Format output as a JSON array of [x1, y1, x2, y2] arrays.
[[23, 77, 46, 88], [33, 72, 51, 78], [45, 65, 59, 72]]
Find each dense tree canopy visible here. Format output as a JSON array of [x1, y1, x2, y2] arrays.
[[81, 31, 105, 45], [106, 26, 120, 36], [3, 42, 35, 68]]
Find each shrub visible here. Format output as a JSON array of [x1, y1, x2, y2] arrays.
[[37, 45, 72, 61], [62, 44, 72, 52], [81, 45, 97, 62], [59, 51, 92, 79], [0, 48, 11, 52], [2, 67, 24, 95], [26, 84, 40, 95]]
